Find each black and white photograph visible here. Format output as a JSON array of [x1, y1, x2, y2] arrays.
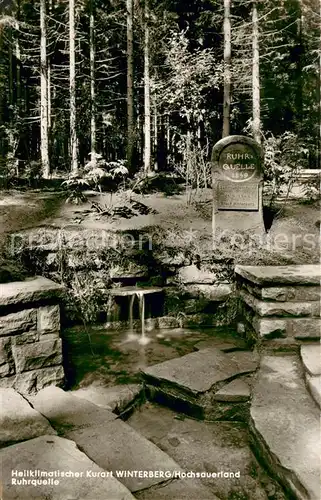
[[0, 0, 320, 498]]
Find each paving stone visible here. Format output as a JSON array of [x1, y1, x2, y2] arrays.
[[12, 338, 62, 372], [250, 355, 321, 500], [72, 384, 143, 412], [300, 344, 321, 376], [143, 348, 257, 395], [65, 419, 182, 493], [194, 339, 247, 352], [235, 265, 321, 286], [0, 388, 56, 446], [213, 379, 251, 402], [143, 349, 257, 421], [0, 309, 37, 337], [0, 435, 134, 499], [0, 277, 64, 309], [240, 289, 320, 317], [306, 374, 321, 409], [30, 386, 116, 432], [135, 478, 219, 499]]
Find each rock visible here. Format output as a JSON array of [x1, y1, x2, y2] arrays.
[[65, 419, 182, 493], [143, 348, 257, 395], [240, 289, 320, 317], [0, 309, 37, 337], [252, 318, 287, 338], [184, 284, 232, 301], [72, 384, 143, 413], [143, 349, 257, 421], [12, 338, 62, 372], [235, 265, 321, 286], [37, 305, 60, 334], [0, 366, 64, 394], [0, 388, 56, 446], [194, 338, 247, 352], [306, 375, 321, 409], [244, 283, 321, 302], [135, 478, 219, 500], [110, 263, 149, 279], [0, 435, 134, 499], [292, 319, 321, 339], [213, 380, 251, 402], [250, 355, 321, 500], [0, 277, 64, 311], [178, 265, 217, 285], [30, 386, 116, 432], [300, 344, 321, 376], [224, 350, 259, 374]]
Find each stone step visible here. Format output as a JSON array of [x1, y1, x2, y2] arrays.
[[71, 383, 143, 414], [250, 355, 321, 500], [31, 387, 182, 493], [306, 375, 321, 409], [300, 344, 321, 376], [0, 388, 56, 447], [128, 402, 284, 500], [142, 348, 258, 421], [0, 435, 134, 499]]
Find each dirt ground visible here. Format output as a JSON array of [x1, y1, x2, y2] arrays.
[[0, 188, 319, 265]]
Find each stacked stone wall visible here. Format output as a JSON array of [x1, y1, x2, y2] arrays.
[[0, 277, 65, 393]]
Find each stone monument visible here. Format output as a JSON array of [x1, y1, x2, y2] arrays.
[[212, 135, 264, 239]]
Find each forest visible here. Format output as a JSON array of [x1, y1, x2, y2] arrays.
[[0, 0, 320, 184]]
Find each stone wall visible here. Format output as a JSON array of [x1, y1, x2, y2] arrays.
[[0, 277, 65, 394], [236, 265, 321, 346]]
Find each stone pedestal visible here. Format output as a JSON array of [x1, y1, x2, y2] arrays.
[[235, 265, 321, 345], [212, 135, 265, 240], [0, 277, 65, 393]]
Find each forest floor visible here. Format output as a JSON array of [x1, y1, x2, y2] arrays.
[[0, 188, 320, 265]]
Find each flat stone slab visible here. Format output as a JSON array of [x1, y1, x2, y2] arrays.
[[30, 387, 181, 493], [213, 379, 251, 402], [240, 289, 320, 317], [72, 384, 142, 413], [306, 375, 321, 409], [135, 478, 219, 499], [250, 355, 321, 500], [178, 265, 217, 284], [30, 386, 116, 432], [301, 344, 321, 376], [0, 435, 134, 499], [142, 348, 258, 394], [0, 277, 64, 310], [65, 419, 182, 493], [109, 287, 163, 296], [0, 388, 56, 447], [235, 265, 321, 286]]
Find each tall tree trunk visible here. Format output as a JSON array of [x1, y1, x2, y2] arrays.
[[252, 0, 261, 144], [127, 0, 134, 171], [153, 91, 158, 171], [319, 0, 321, 168], [69, 0, 77, 174], [40, 0, 50, 178], [223, 0, 231, 138], [144, 0, 151, 173], [90, 0, 96, 166]]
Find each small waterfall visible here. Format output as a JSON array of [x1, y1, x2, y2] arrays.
[[136, 291, 150, 345], [109, 286, 162, 344]]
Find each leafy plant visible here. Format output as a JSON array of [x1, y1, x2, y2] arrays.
[[262, 131, 308, 208]]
